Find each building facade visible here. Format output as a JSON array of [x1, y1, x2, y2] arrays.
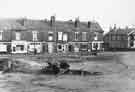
[[103, 27, 135, 51], [0, 17, 104, 55]]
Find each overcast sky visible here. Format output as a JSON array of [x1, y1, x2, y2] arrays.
[[0, 0, 134, 32]]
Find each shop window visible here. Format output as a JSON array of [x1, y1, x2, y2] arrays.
[[16, 45, 24, 51]]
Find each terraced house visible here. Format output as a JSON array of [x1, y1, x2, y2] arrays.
[[0, 16, 104, 55]]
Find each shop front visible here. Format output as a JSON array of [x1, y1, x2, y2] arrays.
[[0, 42, 11, 54], [28, 42, 42, 54], [11, 40, 28, 54], [92, 41, 104, 51]]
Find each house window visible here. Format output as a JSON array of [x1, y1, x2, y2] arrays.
[[16, 32, 21, 40], [0, 31, 3, 40], [109, 34, 111, 41], [48, 32, 53, 41], [94, 32, 98, 40], [32, 31, 38, 41], [58, 32, 62, 40], [75, 32, 79, 41], [112, 35, 116, 40], [117, 35, 121, 40], [82, 32, 87, 41], [63, 33, 68, 41]]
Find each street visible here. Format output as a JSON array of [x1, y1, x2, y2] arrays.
[[0, 52, 134, 92]]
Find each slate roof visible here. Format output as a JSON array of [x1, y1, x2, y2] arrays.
[[0, 19, 26, 31], [107, 28, 133, 35], [0, 18, 103, 33], [0, 18, 104, 42]]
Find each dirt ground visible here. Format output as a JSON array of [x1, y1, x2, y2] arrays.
[[0, 52, 135, 92]]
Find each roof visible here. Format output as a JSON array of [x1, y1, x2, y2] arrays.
[[0, 18, 104, 33], [0, 19, 26, 31], [106, 28, 135, 35]]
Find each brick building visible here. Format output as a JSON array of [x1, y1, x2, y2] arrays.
[[0, 16, 104, 55], [103, 26, 135, 51]]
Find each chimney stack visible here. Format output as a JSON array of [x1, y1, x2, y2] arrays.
[[17, 18, 26, 26], [88, 21, 91, 28], [50, 15, 56, 26], [109, 26, 113, 31], [113, 24, 116, 30], [74, 17, 80, 28]]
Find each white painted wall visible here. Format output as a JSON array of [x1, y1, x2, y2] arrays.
[[0, 44, 7, 52]]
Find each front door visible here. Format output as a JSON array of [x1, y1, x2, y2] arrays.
[[57, 44, 68, 53]]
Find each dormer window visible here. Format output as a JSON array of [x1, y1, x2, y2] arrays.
[[48, 31, 53, 41], [16, 32, 21, 40], [0, 30, 3, 40], [32, 31, 38, 41]]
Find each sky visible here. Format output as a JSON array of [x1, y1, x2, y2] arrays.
[[0, 0, 134, 32]]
